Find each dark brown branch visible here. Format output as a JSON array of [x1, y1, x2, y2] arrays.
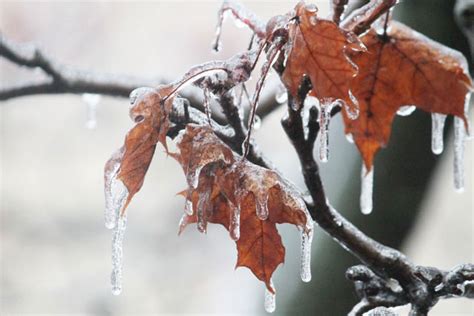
[[331, 0, 349, 25], [341, 0, 397, 35]]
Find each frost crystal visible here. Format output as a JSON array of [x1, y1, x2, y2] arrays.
[[264, 280, 276, 313], [300, 223, 314, 283], [453, 116, 466, 192], [82, 93, 101, 129], [431, 113, 447, 155], [360, 165, 374, 215], [111, 215, 127, 295]]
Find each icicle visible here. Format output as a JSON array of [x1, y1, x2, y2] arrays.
[[111, 215, 127, 295], [431, 113, 447, 155], [453, 116, 466, 192], [229, 203, 241, 241], [397, 105, 416, 116], [197, 189, 211, 233], [318, 100, 337, 163], [256, 196, 269, 220], [184, 198, 193, 216], [264, 280, 276, 313], [300, 223, 314, 283], [302, 104, 312, 140], [82, 93, 101, 129], [360, 165, 374, 215], [104, 148, 128, 229]]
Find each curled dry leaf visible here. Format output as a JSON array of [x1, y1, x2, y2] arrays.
[[282, 1, 365, 111], [344, 21, 473, 169], [175, 125, 313, 292], [104, 85, 175, 219]]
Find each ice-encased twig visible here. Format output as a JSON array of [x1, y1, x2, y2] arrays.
[[431, 113, 447, 155], [360, 165, 374, 215], [111, 215, 127, 295]]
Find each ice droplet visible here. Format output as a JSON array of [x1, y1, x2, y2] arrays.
[[264, 281, 276, 313], [229, 203, 241, 241], [431, 113, 447, 155], [253, 115, 262, 130], [300, 224, 314, 283], [360, 165, 374, 215], [397, 105, 416, 116], [111, 215, 127, 295], [82, 93, 101, 129], [345, 133, 354, 144], [453, 116, 466, 192], [275, 83, 288, 104], [184, 198, 193, 216]]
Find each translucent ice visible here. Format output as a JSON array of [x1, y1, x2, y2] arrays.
[[300, 223, 314, 283], [453, 116, 466, 192], [360, 165, 374, 215], [111, 215, 127, 295], [264, 281, 276, 313], [431, 113, 447, 155], [397, 105, 416, 116], [82, 93, 101, 129]]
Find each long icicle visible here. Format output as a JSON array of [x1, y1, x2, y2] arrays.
[[111, 215, 127, 295], [360, 164, 374, 215], [264, 279, 276, 313], [300, 223, 314, 283], [453, 116, 466, 192]]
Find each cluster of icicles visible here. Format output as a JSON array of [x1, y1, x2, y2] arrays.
[[103, 134, 314, 315], [282, 89, 471, 216]]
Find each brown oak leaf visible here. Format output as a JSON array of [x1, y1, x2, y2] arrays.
[[104, 85, 174, 217], [344, 21, 473, 169], [175, 125, 312, 292], [282, 1, 365, 110]]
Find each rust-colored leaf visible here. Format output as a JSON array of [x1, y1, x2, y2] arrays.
[[104, 85, 174, 216], [282, 1, 364, 108], [175, 125, 312, 292], [344, 22, 473, 169]]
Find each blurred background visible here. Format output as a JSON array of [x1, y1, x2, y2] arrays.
[[0, 0, 472, 315]]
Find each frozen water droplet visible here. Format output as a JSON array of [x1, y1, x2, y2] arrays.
[[305, 3, 318, 13], [82, 93, 101, 129], [111, 215, 127, 296], [275, 84, 288, 104], [360, 165, 374, 215], [453, 116, 466, 192], [431, 113, 447, 155], [264, 281, 276, 313], [302, 104, 312, 140], [256, 196, 269, 220], [229, 203, 241, 241], [345, 133, 354, 144], [253, 115, 262, 130], [300, 224, 314, 283], [397, 105, 416, 116]]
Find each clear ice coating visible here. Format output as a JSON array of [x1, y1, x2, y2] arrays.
[[82, 93, 101, 129], [300, 223, 314, 283], [453, 116, 466, 192], [431, 113, 447, 155], [345, 133, 354, 144], [397, 105, 416, 116], [111, 215, 127, 295], [104, 148, 128, 229], [360, 165, 374, 215], [229, 202, 241, 241], [255, 196, 269, 220], [264, 281, 276, 313], [197, 189, 211, 233], [275, 83, 288, 104]]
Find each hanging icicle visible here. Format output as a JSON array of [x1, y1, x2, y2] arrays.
[[453, 116, 466, 192], [264, 280, 276, 313], [229, 202, 241, 241], [431, 113, 447, 155], [360, 165, 374, 215], [82, 93, 101, 129], [300, 222, 314, 283], [111, 215, 127, 295]]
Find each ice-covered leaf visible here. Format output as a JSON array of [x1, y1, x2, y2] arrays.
[[175, 125, 313, 292], [344, 21, 473, 170], [282, 1, 365, 109]]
